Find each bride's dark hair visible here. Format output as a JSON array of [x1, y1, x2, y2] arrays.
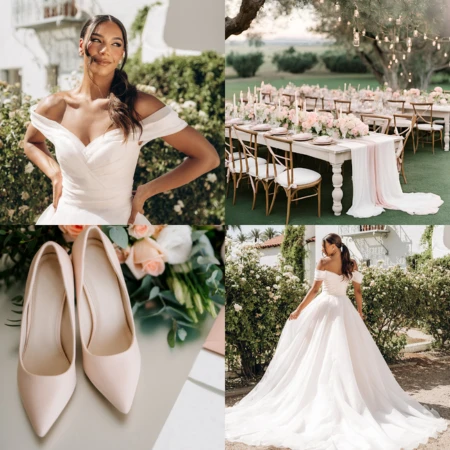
[[80, 15, 143, 141], [322, 233, 355, 279]]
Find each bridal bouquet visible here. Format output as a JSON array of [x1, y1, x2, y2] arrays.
[[1, 225, 225, 348]]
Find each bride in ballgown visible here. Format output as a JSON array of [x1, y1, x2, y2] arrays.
[[23, 15, 219, 225], [226, 233, 447, 450]]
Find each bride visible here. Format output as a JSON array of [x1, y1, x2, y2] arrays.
[[23, 15, 220, 225], [226, 233, 447, 450]]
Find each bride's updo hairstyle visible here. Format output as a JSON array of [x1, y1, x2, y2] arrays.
[[80, 15, 143, 141], [322, 233, 355, 279]]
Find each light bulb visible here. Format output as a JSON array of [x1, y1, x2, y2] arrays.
[[347, 21, 351, 26], [362, 29, 366, 36], [413, 28, 418, 37], [395, 36, 400, 43], [354, 8, 359, 18], [388, 17, 392, 22], [353, 30, 360, 47], [403, 54, 406, 60], [400, 72, 403, 76], [445, 52, 448, 57], [396, 16, 402, 26], [438, 43, 441, 50], [432, 40, 436, 47], [375, 35, 379, 41], [424, 33, 427, 40], [384, 36, 389, 42], [335, 2, 340, 11], [338, 16, 341, 23], [407, 46, 411, 53], [408, 78, 412, 82], [407, 37, 412, 47], [389, 43, 394, 49]]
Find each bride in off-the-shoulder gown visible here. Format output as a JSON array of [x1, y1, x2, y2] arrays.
[[23, 15, 219, 225], [29, 103, 188, 225], [226, 233, 447, 450]]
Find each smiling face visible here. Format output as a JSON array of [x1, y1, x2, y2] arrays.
[[80, 20, 125, 76]]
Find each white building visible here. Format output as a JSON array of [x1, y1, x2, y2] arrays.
[[253, 225, 428, 284], [1, 0, 223, 98]]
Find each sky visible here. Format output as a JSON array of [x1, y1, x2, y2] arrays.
[[227, 3, 325, 41]]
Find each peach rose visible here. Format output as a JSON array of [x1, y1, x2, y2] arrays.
[[128, 224, 155, 239], [113, 244, 131, 264], [59, 225, 85, 242], [125, 237, 167, 279]]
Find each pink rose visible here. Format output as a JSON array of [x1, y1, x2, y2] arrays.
[[434, 87, 443, 94], [59, 225, 85, 242], [128, 224, 155, 239], [125, 237, 167, 279]]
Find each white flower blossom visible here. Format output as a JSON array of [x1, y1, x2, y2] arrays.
[[234, 304, 242, 312]]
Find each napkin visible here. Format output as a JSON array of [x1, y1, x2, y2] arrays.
[[153, 309, 225, 450]]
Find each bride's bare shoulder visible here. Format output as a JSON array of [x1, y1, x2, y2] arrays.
[[134, 91, 166, 119], [317, 257, 331, 270], [34, 91, 70, 123]]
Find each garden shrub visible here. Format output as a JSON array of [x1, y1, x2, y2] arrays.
[[226, 51, 264, 78], [272, 47, 318, 74], [0, 51, 224, 224], [322, 50, 368, 73], [225, 242, 308, 379]]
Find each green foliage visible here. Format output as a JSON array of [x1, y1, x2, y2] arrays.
[[0, 50, 224, 224], [225, 242, 308, 379], [347, 264, 424, 362], [321, 50, 368, 73], [226, 51, 264, 77], [272, 47, 318, 74], [280, 225, 306, 281], [406, 225, 435, 270]]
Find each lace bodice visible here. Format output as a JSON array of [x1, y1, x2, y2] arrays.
[[314, 269, 363, 296]]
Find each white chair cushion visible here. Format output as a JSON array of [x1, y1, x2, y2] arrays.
[[248, 163, 286, 179], [275, 168, 321, 188], [227, 157, 266, 173], [231, 152, 241, 160], [393, 119, 411, 128], [417, 123, 443, 131]]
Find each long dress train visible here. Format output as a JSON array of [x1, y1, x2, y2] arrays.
[[225, 269, 447, 450]]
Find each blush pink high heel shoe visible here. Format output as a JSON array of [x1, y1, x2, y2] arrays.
[[72, 226, 141, 413], [17, 242, 76, 437]]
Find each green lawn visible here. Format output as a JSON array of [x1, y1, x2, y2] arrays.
[[226, 140, 450, 225]]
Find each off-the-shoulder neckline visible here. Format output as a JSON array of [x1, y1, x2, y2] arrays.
[[29, 104, 170, 149], [316, 269, 361, 277]]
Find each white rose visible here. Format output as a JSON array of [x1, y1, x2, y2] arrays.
[[156, 225, 192, 264], [234, 304, 242, 312], [24, 162, 34, 174]]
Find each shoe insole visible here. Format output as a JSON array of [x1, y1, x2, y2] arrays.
[[83, 239, 132, 356], [23, 254, 71, 376]]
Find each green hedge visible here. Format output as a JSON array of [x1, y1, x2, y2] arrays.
[[272, 47, 318, 74], [226, 51, 264, 78], [0, 52, 224, 224], [322, 50, 368, 73]]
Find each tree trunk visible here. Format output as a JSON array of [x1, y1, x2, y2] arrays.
[[225, 0, 265, 39]]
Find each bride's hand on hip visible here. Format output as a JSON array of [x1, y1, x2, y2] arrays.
[[51, 172, 63, 210], [128, 186, 146, 224], [289, 310, 301, 321]]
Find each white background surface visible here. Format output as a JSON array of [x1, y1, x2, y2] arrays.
[[0, 284, 218, 449]]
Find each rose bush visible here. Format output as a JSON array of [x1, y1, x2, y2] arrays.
[[225, 241, 308, 379]]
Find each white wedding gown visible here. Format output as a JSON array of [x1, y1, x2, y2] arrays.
[[226, 269, 447, 450], [29, 104, 187, 225]]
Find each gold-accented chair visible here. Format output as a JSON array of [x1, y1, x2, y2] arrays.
[[393, 114, 417, 184], [387, 99, 406, 113], [304, 96, 319, 111], [334, 100, 352, 114], [225, 124, 245, 203], [360, 114, 391, 134], [411, 102, 443, 154], [264, 135, 321, 224], [233, 125, 271, 211]]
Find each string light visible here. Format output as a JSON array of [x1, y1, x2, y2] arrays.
[[338, 16, 341, 23], [396, 16, 402, 26], [432, 40, 436, 47], [413, 28, 418, 37], [424, 33, 427, 40], [395, 36, 400, 43], [402, 54, 406, 60], [384, 36, 389, 43], [362, 29, 366, 36], [437, 43, 441, 50], [335, 2, 340, 11], [406, 37, 412, 47], [354, 7, 359, 18], [353, 30, 360, 47], [445, 52, 448, 58]]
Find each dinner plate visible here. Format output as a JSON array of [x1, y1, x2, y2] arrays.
[[252, 124, 272, 131], [311, 138, 336, 145], [291, 133, 313, 141]]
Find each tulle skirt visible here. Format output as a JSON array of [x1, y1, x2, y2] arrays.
[[225, 292, 447, 450]]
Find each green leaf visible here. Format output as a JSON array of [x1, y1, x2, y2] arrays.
[[159, 290, 179, 304], [149, 286, 160, 300], [165, 306, 194, 322], [109, 226, 129, 249], [176, 320, 198, 329], [7, 319, 21, 322], [135, 305, 166, 319], [5, 323, 21, 327], [130, 275, 153, 300], [197, 255, 220, 265], [11, 309, 22, 314], [177, 328, 187, 341], [0, 230, 7, 235], [167, 320, 177, 348]]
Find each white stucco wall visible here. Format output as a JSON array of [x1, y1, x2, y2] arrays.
[[259, 246, 281, 266], [1, 0, 223, 98]]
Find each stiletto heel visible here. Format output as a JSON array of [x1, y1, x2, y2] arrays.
[[17, 242, 76, 437], [72, 226, 140, 413]]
